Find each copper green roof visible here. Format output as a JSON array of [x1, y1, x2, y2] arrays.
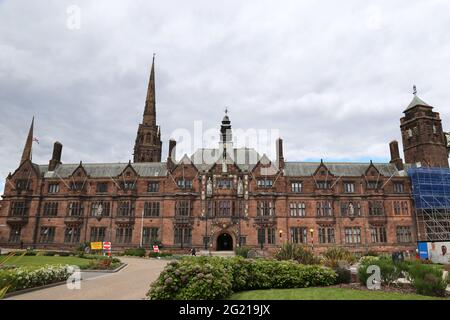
[[405, 94, 431, 111]]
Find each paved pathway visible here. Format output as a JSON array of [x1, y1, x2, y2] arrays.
[[7, 257, 169, 300]]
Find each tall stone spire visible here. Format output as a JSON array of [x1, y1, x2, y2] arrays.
[[143, 54, 156, 126], [133, 55, 162, 163], [20, 117, 34, 165]]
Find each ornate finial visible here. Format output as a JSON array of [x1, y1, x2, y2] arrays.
[[413, 85, 417, 95], [224, 107, 228, 115], [153, 52, 156, 58]]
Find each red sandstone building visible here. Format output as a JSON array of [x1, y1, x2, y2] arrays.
[[0, 60, 448, 254]]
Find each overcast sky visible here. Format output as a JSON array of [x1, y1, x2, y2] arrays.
[[1, 0, 450, 194]]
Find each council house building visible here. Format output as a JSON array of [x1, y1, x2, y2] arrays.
[[1, 58, 449, 255]]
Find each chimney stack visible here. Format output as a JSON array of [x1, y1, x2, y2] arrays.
[[48, 141, 63, 171], [389, 140, 404, 170], [167, 139, 177, 171], [276, 138, 285, 170]]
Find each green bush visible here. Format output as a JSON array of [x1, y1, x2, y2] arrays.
[[43, 251, 56, 256], [147, 256, 337, 300], [407, 262, 448, 297], [335, 267, 352, 284], [357, 256, 402, 286], [148, 252, 172, 258], [0, 265, 73, 294], [24, 250, 37, 256], [274, 242, 321, 265], [80, 258, 121, 270], [235, 246, 251, 258], [124, 248, 146, 257], [148, 258, 233, 300], [322, 247, 356, 268]]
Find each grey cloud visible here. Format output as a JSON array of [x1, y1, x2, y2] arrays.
[[1, 0, 450, 194]]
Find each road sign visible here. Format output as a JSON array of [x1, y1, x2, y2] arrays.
[[90, 242, 103, 250], [103, 241, 111, 250], [153, 245, 159, 253]]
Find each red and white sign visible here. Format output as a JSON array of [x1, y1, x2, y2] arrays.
[[103, 241, 111, 251], [153, 245, 159, 253]]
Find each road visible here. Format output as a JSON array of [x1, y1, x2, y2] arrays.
[[6, 257, 169, 300]]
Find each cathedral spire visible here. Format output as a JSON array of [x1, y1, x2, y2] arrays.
[[143, 54, 156, 126], [20, 117, 34, 165], [133, 54, 162, 163]]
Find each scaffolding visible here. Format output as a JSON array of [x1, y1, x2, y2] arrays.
[[409, 167, 450, 242]]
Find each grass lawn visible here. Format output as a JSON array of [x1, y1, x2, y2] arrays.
[[229, 287, 449, 300], [0, 255, 92, 269]]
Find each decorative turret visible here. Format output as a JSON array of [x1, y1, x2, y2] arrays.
[[219, 109, 233, 160]]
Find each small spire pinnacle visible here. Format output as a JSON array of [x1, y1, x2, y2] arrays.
[[20, 117, 34, 165], [224, 107, 228, 115], [143, 55, 156, 123], [413, 85, 417, 95]]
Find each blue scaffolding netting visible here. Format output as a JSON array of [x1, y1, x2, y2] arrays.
[[409, 167, 450, 209], [408, 167, 450, 241]]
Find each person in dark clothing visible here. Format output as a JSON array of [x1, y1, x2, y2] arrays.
[[191, 248, 196, 256]]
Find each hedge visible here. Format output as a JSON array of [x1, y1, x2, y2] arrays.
[[147, 257, 337, 300], [0, 265, 74, 294]]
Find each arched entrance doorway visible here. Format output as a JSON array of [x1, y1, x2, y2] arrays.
[[216, 233, 233, 251]]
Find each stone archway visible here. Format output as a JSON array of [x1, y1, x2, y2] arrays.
[[216, 232, 233, 251]]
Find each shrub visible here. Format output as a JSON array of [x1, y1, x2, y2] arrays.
[[124, 248, 146, 257], [24, 250, 37, 256], [148, 258, 233, 300], [407, 262, 448, 297], [364, 250, 379, 257], [80, 257, 121, 270], [147, 257, 337, 300], [322, 247, 356, 268], [358, 256, 402, 286], [148, 252, 172, 258], [43, 251, 56, 256], [235, 246, 251, 259], [274, 243, 320, 265], [335, 267, 352, 284], [56, 251, 71, 257], [0, 265, 73, 294]]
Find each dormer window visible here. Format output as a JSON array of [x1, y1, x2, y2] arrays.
[[177, 179, 193, 189], [48, 183, 59, 193], [16, 179, 31, 191], [257, 178, 273, 188], [120, 181, 136, 191], [217, 179, 232, 189], [316, 181, 331, 189], [96, 182, 108, 193], [70, 182, 84, 191], [366, 181, 379, 189], [147, 181, 159, 192], [394, 182, 404, 193]]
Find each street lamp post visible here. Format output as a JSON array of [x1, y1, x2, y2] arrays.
[[309, 228, 314, 253], [140, 209, 144, 248]]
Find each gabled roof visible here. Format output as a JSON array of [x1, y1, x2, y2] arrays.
[[190, 147, 261, 172], [39, 162, 167, 179], [284, 162, 406, 177], [405, 94, 431, 111]]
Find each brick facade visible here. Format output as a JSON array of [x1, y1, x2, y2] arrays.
[[2, 68, 447, 255]]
